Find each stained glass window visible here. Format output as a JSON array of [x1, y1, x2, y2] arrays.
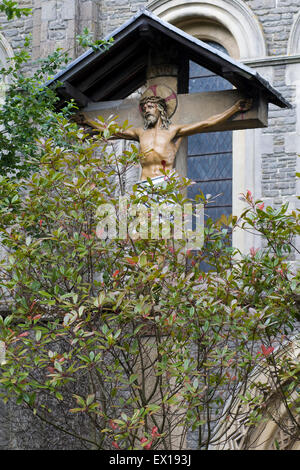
[[187, 42, 233, 222]]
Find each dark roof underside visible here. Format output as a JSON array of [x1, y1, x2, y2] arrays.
[[48, 10, 291, 109]]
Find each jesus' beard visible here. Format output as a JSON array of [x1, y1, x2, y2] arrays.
[[143, 113, 159, 129]]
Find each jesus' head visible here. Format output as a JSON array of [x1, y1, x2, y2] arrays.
[[139, 95, 171, 130]]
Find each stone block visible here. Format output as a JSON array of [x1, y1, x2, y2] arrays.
[[281, 188, 295, 196], [41, 1, 57, 21], [49, 20, 66, 30], [80, 1, 94, 19], [61, 0, 76, 21], [33, 8, 41, 26], [260, 133, 274, 154], [32, 24, 41, 47], [49, 30, 65, 41], [263, 190, 280, 197], [3, 29, 18, 37], [250, 0, 276, 8], [66, 19, 76, 39]]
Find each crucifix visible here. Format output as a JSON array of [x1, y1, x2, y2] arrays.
[[51, 9, 289, 193], [77, 62, 266, 184]]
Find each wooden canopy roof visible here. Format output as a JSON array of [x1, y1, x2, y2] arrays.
[[47, 9, 291, 109]]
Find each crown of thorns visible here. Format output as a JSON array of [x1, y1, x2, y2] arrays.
[[139, 95, 168, 113]]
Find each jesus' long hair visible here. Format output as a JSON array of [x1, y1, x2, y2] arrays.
[[139, 96, 171, 130]]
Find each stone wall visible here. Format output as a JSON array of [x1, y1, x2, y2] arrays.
[[245, 0, 299, 56], [0, 0, 33, 57], [0, 0, 104, 65], [100, 0, 147, 37], [243, 0, 299, 210]]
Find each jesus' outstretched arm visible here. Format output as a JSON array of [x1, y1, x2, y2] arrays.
[[76, 113, 140, 141], [175, 99, 252, 137]]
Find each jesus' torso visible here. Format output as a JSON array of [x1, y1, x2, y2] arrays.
[[135, 125, 181, 179]]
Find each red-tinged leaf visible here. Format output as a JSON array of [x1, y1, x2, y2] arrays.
[[112, 441, 120, 449], [32, 314, 42, 321], [112, 270, 120, 278], [151, 426, 160, 438], [250, 247, 258, 258], [81, 232, 92, 239], [261, 345, 267, 355], [18, 332, 29, 338], [140, 436, 152, 448], [109, 419, 118, 430], [261, 345, 274, 357]]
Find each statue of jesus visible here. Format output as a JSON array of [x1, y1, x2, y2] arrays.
[[82, 92, 252, 181]]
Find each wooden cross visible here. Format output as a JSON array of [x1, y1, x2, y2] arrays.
[[80, 70, 267, 178]]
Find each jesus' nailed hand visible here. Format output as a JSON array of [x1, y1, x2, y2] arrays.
[[81, 97, 252, 181]]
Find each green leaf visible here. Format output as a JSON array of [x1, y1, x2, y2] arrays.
[[35, 330, 42, 342], [129, 374, 138, 384], [146, 404, 161, 413], [86, 394, 95, 406], [55, 391, 63, 401]]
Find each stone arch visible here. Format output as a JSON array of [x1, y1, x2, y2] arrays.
[[0, 32, 14, 101], [174, 17, 239, 59], [0, 32, 14, 64], [210, 339, 300, 450], [148, 0, 266, 60], [287, 10, 300, 55]]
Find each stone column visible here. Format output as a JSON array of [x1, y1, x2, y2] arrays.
[[134, 327, 187, 450]]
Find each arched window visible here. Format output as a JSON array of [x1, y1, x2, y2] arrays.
[[187, 41, 233, 223]]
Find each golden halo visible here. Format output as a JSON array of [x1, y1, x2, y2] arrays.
[[140, 84, 178, 118]]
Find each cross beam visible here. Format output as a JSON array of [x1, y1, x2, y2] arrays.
[[81, 89, 267, 133]]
